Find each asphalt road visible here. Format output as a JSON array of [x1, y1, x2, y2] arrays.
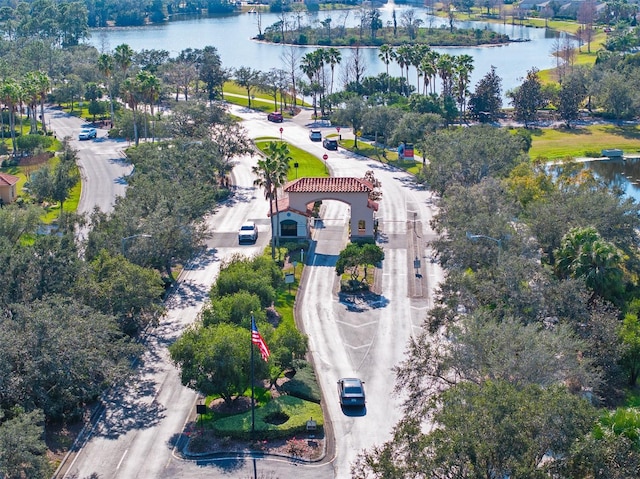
[[51, 105, 443, 479]]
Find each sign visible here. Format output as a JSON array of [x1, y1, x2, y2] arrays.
[[323, 154, 328, 160], [336, 127, 340, 133], [285, 273, 295, 284], [279, 127, 283, 133], [404, 143, 414, 159], [196, 404, 207, 415]]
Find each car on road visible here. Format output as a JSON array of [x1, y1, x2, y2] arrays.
[[238, 221, 258, 244], [309, 130, 322, 142], [79, 127, 97, 140], [337, 377, 365, 407], [267, 111, 283, 123], [323, 138, 338, 150]]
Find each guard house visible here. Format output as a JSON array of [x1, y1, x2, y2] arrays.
[[0, 172, 19, 205], [269, 177, 379, 241]]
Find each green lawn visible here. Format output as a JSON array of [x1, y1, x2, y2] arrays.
[[254, 138, 329, 180], [528, 124, 640, 160]]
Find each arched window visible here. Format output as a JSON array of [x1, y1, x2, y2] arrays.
[[281, 219, 298, 237]]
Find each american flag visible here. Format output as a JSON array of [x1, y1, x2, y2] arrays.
[[251, 317, 270, 362]]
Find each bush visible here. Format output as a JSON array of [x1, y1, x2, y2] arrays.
[[280, 359, 322, 403]]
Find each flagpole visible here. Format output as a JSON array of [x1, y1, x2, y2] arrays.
[[251, 313, 255, 436]]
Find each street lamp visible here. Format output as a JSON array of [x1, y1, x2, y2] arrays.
[[466, 232, 503, 264], [121, 234, 152, 256]]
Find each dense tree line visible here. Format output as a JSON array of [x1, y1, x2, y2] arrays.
[[353, 126, 640, 477]]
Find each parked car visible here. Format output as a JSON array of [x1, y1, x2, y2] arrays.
[[309, 130, 322, 141], [337, 378, 365, 407], [78, 127, 97, 140], [323, 138, 338, 150], [267, 111, 283, 123], [238, 221, 258, 244]]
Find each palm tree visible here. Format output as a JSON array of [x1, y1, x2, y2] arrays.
[[437, 53, 455, 98], [113, 43, 134, 76], [22, 72, 40, 134], [555, 226, 625, 303], [35, 71, 50, 135], [454, 54, 474, 122], [300, 51, 322, 118], [395, 45, 412, 96], [136, 70, 161, 142], [325, 47, 341, 96], [98, 53, 115, 123], [0, 78, 21, 156], [121, 77, 140, 145], [378, 44, 394, 93], [252, 141, 291, 259], [421, 50, 439, 95]]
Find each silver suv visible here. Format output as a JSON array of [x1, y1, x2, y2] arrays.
[[238, 221, 258, 244]]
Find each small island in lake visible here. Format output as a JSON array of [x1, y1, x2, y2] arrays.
[[256, 20, 511, 47]]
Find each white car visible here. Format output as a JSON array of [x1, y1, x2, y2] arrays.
[[238, 221, 258, 244], [78, 127, 97, 140]]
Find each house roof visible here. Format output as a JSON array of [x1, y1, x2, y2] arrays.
[[0, 172, 19, 187], [284, 177, 373, 193]]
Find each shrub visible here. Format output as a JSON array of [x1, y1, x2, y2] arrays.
[[280, 359, 322, 403]]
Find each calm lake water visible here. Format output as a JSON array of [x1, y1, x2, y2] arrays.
[[87, 3, 565, 96], [87, 5, 640, 201], [585, 158, 640, 203]]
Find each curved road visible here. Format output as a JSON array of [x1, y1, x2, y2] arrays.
[[51, 105, 443, 479]]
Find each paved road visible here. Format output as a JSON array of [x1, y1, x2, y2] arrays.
[[45, 107, 132, 240], [54, 106, 443, 479]]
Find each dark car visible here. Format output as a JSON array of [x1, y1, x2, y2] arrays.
[[323, 138, 338, 150], [267, 112, 283, 123], [337, 378, 365, 407], [309, 130, 322, 141]]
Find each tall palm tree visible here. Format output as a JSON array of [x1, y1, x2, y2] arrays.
[[113, 43, 134, 75], [437, 53, 455, 98], [325, 47, 341, 96], [252, 141, 291, 258], [121, 77, 140, 145], [395, 45, 412, 96], [22, 72, 40, 134], [0, 78, 21, 156], [98, 53, 115, 123], [378, 44, 394, 92], [136, 70, 161, 142], [35, 71, 50, 135], [300, 51, 322, 118], [454, 54, 474, 122], [421, 50, 439, 95]]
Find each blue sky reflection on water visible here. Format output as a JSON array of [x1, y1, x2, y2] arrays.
[[585, 158, 640, 204]]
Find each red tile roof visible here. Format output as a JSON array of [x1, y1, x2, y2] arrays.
[[0, 172, 19, 186], [285, 177, 373, 193], [267, 196, 312, 217]]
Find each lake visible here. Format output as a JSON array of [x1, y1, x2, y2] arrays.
[[87, 3, 566, 96]]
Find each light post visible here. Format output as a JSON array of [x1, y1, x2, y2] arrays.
[[121, 234, 152, 256], [466, 232, 503, 264]]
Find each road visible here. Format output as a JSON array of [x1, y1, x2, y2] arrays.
[[51, 106, 443, 479]]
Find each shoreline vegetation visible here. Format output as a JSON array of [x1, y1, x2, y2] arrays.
[[256, 24, 512, 47]]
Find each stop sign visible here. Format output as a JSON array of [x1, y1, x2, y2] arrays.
[[323, 154, 328, 160], [336, 127, 340, 132], [279, 127, 283, 133]]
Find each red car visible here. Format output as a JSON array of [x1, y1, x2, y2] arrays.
[[267, 111, 283, 123]]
